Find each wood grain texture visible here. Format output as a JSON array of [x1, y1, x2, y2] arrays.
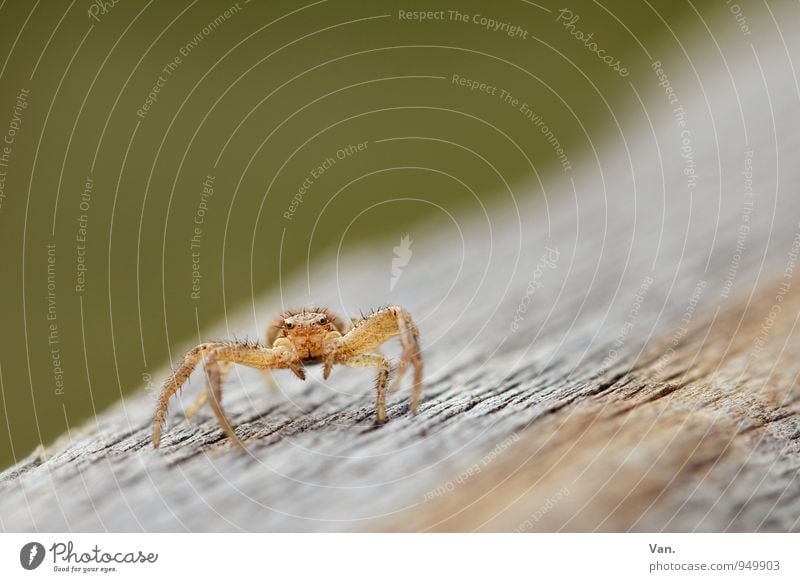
[[2, 12, 800, 532]]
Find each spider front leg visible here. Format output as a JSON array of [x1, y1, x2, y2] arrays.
[[388, 357, 408, 393], [185, 361, 279, 420], [183, 361, 235, 418], [324, 305, 423, 420], [342, 353, 391, 423], [153, 341, 227, 447], [153, 341, 297, 448], [203, 352, 241, 447]]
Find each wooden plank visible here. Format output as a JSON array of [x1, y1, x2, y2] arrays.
[[2, 14, 800, 532]]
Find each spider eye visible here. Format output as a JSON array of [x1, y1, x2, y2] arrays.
[[318, 316, 328, 325], [285, 320, 294, 329]]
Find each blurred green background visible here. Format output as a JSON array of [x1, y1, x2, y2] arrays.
[[0, 0, 701, 469]]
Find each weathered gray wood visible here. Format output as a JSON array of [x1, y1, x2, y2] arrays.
[[2, 16, 800, 532]]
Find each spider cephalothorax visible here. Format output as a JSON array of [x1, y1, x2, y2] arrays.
[[267, 307, 344, 364], [153, 305, 423, 449]]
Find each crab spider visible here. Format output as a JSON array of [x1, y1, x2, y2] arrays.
[[152, 305, 423, 449]]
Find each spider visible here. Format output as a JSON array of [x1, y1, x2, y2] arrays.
[[152, 305, 423, 449]]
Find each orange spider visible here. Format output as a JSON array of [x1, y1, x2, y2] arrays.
[[152, 305, 423, 449]]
